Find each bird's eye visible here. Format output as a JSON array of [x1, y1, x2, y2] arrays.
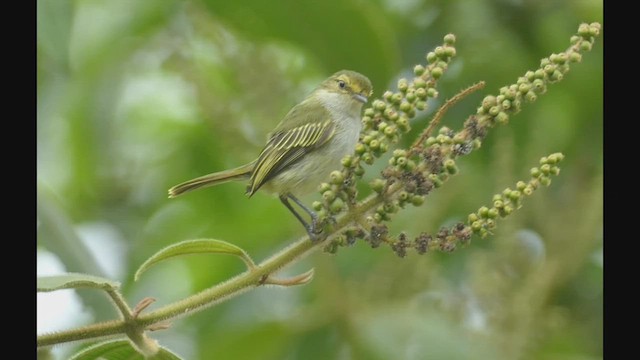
[[338, 80, 346, 89]]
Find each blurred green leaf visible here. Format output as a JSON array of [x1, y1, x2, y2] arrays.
[[37, 273, 120, 293], [200, 0, 401, 89], [135, 239, 255, 281], [37, 0, 72, 68], [69, 339, 183, 360]]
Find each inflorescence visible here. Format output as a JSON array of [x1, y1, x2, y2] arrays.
[[312, 23, 599, 257]]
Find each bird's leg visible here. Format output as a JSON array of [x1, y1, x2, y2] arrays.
[[279, 193, 324, 241]]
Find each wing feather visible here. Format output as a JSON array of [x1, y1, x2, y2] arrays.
[[247, 113, 335, 196]]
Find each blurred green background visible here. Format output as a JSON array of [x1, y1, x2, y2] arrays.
[[37, 0, 602, 359]]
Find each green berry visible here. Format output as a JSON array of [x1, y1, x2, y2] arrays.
[[443, 33, 456, 45], [329, 170, 344, 184]]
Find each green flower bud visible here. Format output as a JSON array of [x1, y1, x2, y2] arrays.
[[434, 46, 446, 57], [550, 166, 560, 176], [530, 167, 541, 178], [540, 164, 551, 175], [391, 93, 403, 104], [486, 219, 496, 229], [398, 190, 409, 201], [525, 91, 537, 103], [436, 134, 452, 144], [427, 88, 438, 98], [322, 190, 335, 202], [411, 195, 424, 206], [492, 194, 502, 203], [383, 202, 398, 214], [501, 205, 513, 216], [468, 213, 479, 223], [544, 64, 556, 75], [525, 71, 536, 82], [578, 23, 591, 37], [362, 153, 374, 165], [532, 79, 545, 91], [493, 200, 504, 209], [414, 64, 425, 76], [369, 139, 380, 150], [444, 159, 457, 174], [355, 143, 367, 155], [416, 101, 427, 111], [487, 208, 499, 219], [354, 165, 365, 177], [312, 201, 323, 211], [431, 67, 443, 79], [489, 106, 501, 116], [445, 46, 456, 57], [569, 52, 582, 63], [444, 33, 456, 45], [330, 198, 344, 213], [550, 71, 564, 82], [415, 87, 427, 100], [397, 115, 410, 131], [364, 108, 375, 117], [523, 185, 533, 196], [438, 126, 451, 135], [570, 35, 581, 45], [383, 91, 393, 101], [437, 61, 448, 69], [429, 173, 443, 188], [400, 101, 412, 113], [398, 78, 409, 92], [518, 83, 531, 94], [540, 176, 552, 186], [414, 77, 427, 89], [479, 206, 489, 218], [405, 90, 416, 103], [319, 182, 331, 193], [554, 53, 568, 64], [341, 155, 353, 168], [383, 125, 396, 137], [508, 190, 521, 201], [330, 170, 344, 184], [396, 156, 407, 167], [425, 137, 437, 147], [496, 112, 509, 124], [471, 220, 482, 232], [374, 100, 387, 111], [426, 51, 437, 63], [373, 213, 383, 223]]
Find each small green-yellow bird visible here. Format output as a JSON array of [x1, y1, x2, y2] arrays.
[[168, 70, 373, 240]]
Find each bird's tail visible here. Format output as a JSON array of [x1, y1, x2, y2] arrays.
[[168, 161, 255, 198]]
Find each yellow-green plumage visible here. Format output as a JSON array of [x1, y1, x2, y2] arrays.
[[168, 70, 373, 239]]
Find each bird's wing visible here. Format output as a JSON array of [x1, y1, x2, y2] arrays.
[[247, 107, 335, 196]]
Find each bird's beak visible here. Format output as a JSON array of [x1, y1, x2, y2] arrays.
[[353, 93, 368, 104]]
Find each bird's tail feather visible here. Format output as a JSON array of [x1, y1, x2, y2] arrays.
[[168, 161, 254, 198]]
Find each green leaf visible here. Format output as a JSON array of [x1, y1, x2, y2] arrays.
[[200, 0, 400, 88], [69, 339, 183, 360], [37, 273, 120, 292], [135, 239, 255, 281]]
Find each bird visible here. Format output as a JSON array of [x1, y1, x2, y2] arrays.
[[168, 70, 373, 240]]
